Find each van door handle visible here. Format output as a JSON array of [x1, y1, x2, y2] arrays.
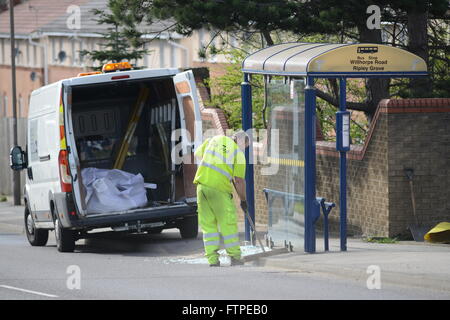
[[27, 167, 33, 180], [39, 154, 51, 162]]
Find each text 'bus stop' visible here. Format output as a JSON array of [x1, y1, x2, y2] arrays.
[[240, 43, 427, 253]]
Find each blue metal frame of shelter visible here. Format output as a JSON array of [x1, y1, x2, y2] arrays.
[[338, 77, 348, 251], [240, 44, 427, 253], [241, 74, 255, 242]]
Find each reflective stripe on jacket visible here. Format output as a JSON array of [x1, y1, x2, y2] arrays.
[[193, 135, 246, 194]]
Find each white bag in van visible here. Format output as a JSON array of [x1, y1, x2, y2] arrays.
[[81, 168, 149, 214]]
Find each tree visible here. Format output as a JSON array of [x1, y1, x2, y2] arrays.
[[206, 49, 265, 129], [112, 0, 449, 119], [293, 0, 448, 117], [80, 0, 147, 67], [0, 0, 22, 13]]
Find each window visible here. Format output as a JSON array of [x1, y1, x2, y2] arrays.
[[26, 41, 30, 66], [59, 38, 63, 57], [52, 38, 56, 62], [3, 94, 8, 117], [18, 95, 22, 118], [0, 92, 3, 117], [79, 40, 84, 65], [33, 44, 37, 67], [170, 44, 175, 67], [159, 41, 165, 67], [209, 30, 218, 63], [143, 42, 148, 67], [16, 41, 21, 65], [230, 33, 238, 48], [71, 39, 75, 65], [0, 39, 4, 64], [198, 29, 206, 62]]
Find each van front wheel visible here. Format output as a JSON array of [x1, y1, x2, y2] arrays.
[[179, 215, 198, 239], [54, 215, 76, 253], [24, 207, 49, 246]]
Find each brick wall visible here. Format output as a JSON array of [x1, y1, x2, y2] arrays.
[[383, 99, 450, 237], [252, 98, 450, 238], [315, 106, 390, 237]]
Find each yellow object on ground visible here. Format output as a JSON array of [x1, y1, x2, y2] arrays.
[[424, 222, 450, 243]]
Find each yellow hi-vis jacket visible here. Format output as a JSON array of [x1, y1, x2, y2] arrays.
[[193, 135, 246, 194]]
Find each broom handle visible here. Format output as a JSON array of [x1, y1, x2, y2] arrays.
[[409, 180, 418, 225], [243, 205, 266, 253]]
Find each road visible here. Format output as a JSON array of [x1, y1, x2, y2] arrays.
[[0, 203, 449, 300]]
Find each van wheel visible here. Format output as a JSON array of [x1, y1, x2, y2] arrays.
[[53, 215, 76, 253], [24, 207, 49, 246], [179, 215, 198, 239]]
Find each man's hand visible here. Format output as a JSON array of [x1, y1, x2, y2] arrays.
[[240, 200, 248, 213]]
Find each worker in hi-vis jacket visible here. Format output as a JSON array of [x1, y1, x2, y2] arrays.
[[193, 131, 249, 267]]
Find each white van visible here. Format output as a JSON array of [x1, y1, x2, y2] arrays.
[[10, 63, 203, 252]]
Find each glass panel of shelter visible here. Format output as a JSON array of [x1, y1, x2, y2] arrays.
[[265, 78, 306, 250]]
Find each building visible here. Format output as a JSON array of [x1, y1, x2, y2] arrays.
[[0, 0, 234, 195], [0, 0, 233, 121]]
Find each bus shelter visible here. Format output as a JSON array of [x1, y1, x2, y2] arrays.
[[240, 43, 427, 253]]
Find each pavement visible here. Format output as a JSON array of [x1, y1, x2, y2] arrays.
[[1, 197, 450, 295], [255, 238, 450, 292], [237, 218, 450, 293]]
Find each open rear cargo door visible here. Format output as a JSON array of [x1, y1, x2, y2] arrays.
[[62, 84, 87, 216], [173, 71, 202, 201]]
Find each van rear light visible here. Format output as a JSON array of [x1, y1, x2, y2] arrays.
[[111, 75, 130, 80], [58, 150, 72, 192]]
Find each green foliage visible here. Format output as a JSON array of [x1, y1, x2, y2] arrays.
[[110, 0, 449, 129], [206, 50, 265, 130], [0, 0, 7, 13], [149, 0, 313, 38], [315, 79, 369, 145], [80, 0, 147, 67], [365, 237, 398, 244]]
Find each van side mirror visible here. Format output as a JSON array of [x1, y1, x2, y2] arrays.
[[10, 146, 27, 171]]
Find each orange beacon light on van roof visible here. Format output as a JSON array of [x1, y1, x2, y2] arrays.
[[102, 61, 133, 73], [77, 71, 102, 77]]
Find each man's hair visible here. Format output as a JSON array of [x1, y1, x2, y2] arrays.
[[231, 130, 249, 146]]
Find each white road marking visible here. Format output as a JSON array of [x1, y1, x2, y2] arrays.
[[0, 285, 59, 298]]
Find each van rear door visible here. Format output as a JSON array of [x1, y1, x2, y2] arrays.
[[62, 84, 87, 216], [173, 71, 203, 201]]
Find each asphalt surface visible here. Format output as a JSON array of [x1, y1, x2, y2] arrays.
[[0, 201, 449, 300]]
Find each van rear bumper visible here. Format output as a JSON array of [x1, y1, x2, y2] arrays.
[[54, 192, 196, 230]]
